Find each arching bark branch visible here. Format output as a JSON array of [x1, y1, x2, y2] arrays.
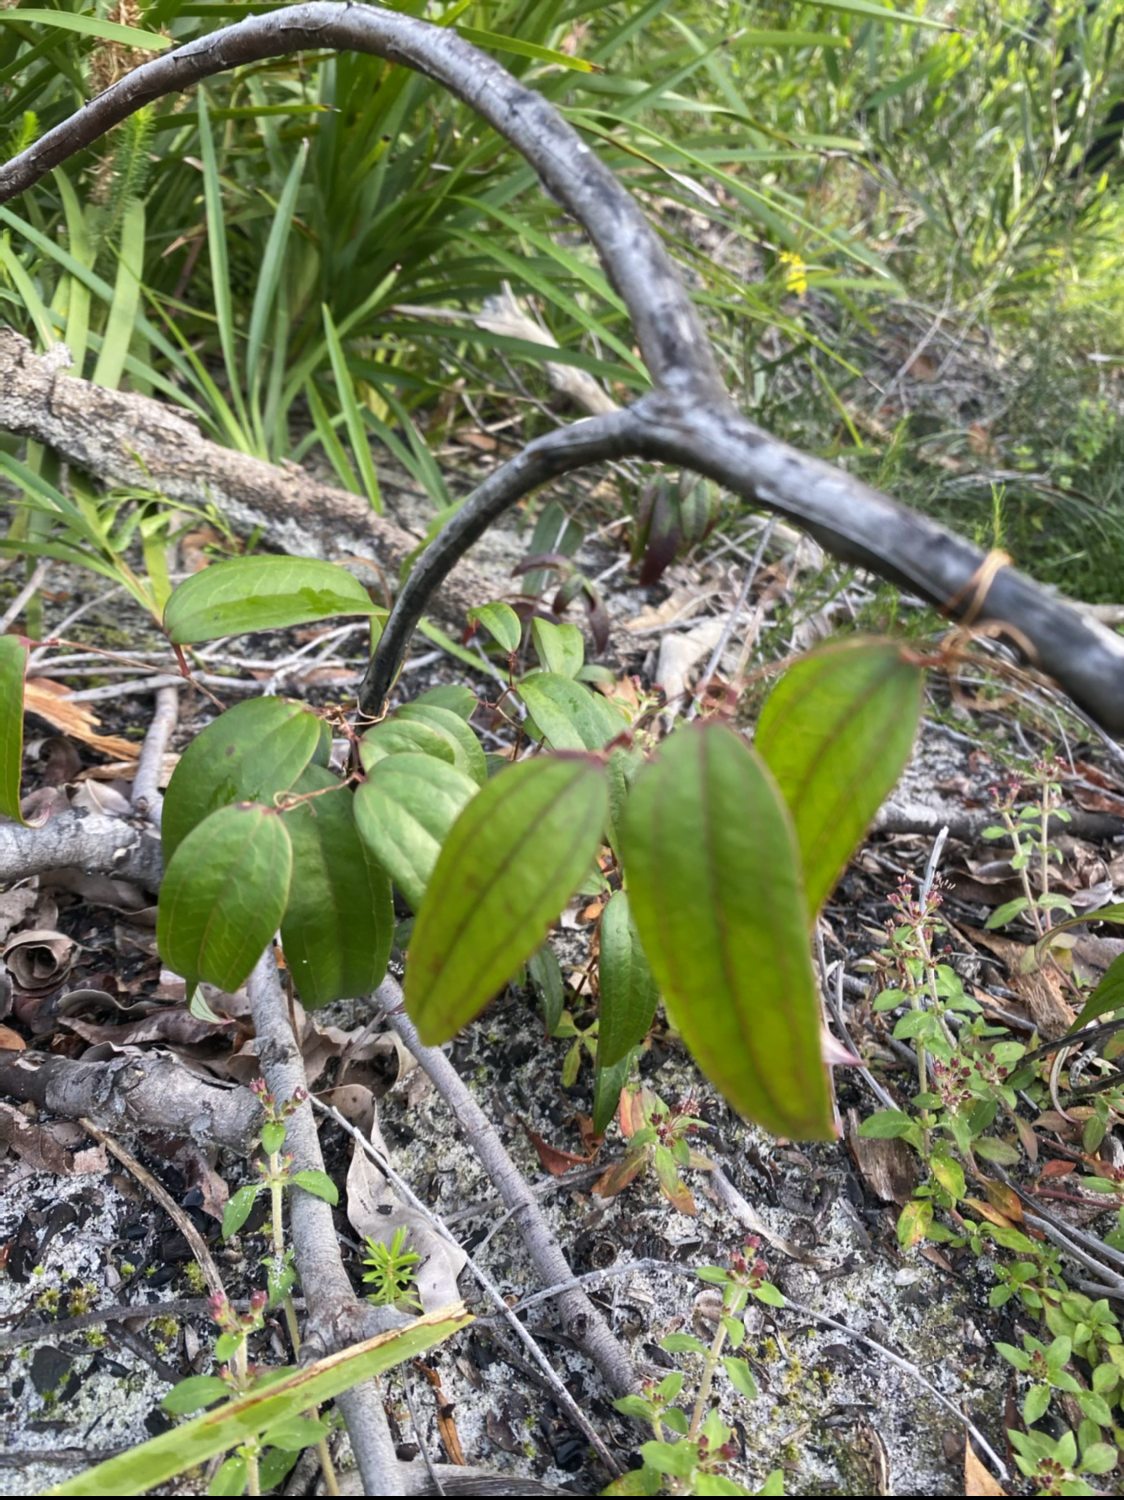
[[2, 0, 1123, 734]]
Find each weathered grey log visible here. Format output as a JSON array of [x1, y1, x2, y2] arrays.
[[2, 3, 1123, 730], [0, 1049, 262, 1152]]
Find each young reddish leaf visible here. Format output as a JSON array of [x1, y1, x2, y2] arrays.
[[162, 698, 322, 860], [279, 767, 393, 1008], [354, 754, 479, 913], [163, 555, 382, 644], [622, 722, 832, 1140], [755, 638, 922, 918], [157, 803, 293, 993], [404, 755, 608, 1044], [598, 890, 658, 1069], [0, 634, 28, 824]]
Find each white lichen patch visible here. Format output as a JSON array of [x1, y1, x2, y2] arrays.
[[0, 1169, 180, 1494]]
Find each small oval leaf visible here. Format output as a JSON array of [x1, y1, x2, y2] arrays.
[[359, 718, 456, 771], [405, 755, 608, 1044], [395, 702, 487, 785], [467, 601, 522, 653], [279, 766, 393, 1008], [598, 890, 659, 1069], [622, 722, 832, 1140], [531, 618, 584, 678], [755, 638, 922, 918], [164, 556, 383, 644], [518, 672, 627, 751], [413, 684, 477, 720], [0, 634, 27, 824], [354, 754, 479, 913], [163, 697, 322, 860], [158, 803, 293, 993]]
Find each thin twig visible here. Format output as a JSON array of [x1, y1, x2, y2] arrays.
[[686, 515, 776, 722], [379, 977, 637, 1399], [77, 1117, 226, 1301], [131, 684, 179, 828], [312, 1092, 624, 1477], [0, 558, 52, 633]]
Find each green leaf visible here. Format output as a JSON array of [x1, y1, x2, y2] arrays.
[[157, 804, 293, 993], [49, 1306, 472, 1496], [598, 890, 659, 1068], [896, 1199, 933, 1248], [518, 672, 627, 751], [405, 756, 608, 1044], [986, 896, 1031, 930], [322, 303, 382, 513], [208, 1455, 246, 1495], [531, 618, 584, 678], [162, 698, 322, 860], [973, 1136, 1022, 1165], [858, 1109, 916, 1139], [279, 767, 393, 1008], [1072, 952, 1124, 1030], [354, 754, 479, 913], [0, 634, 27, 824], [289, 1170, 339, 1205], [1024, 1384, 1051, 1424], [163, 556, 382, 644], [752, 1282, 785, 1308], [723, 1356, 758, 1401], [467, 602, 522, 653], [640, 1441, 698, 1478], [396, 703, 487, 785], [261, 1121, 286, 1156], [262, 1415, 329, 1452], [162, 1376, 230, 1416], [359, 718, 457, 770], [413, 684, 477, 720], [592, 1050, 633, 1136], [0, 10, 171, 48], [755, 638, 922, 917], [622, 723, 832, 1139], [221, 1184, 260, 1239], [661, 1331, 708, 1355], [91, 195, 145, 391], [528, 943, 566, 1035]]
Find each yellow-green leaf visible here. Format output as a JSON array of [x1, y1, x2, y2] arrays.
[[48, 1306, 471, 1497], [163, 556, 382, 644], [0, 634, 27, 824], [622, 722, 832, 1139], [405, 756, 607, 1043], [756, 638, 922, 918]]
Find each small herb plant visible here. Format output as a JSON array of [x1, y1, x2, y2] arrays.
[[362, 1228, 424, 1315], [606, 1244, 786, 1496], [858, 763, 1124, 1495]]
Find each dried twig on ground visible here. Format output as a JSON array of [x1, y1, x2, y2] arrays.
[[380, 976, 637, 1400]]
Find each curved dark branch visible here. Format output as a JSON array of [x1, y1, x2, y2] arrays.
[[625, 393, 1124, 736], [0, 1, 720, 402], [358, 408, 642, 715], [3, 4, 1123, 732]]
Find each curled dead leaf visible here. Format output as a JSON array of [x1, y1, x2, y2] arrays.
[[3, 928, 79, 994]]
